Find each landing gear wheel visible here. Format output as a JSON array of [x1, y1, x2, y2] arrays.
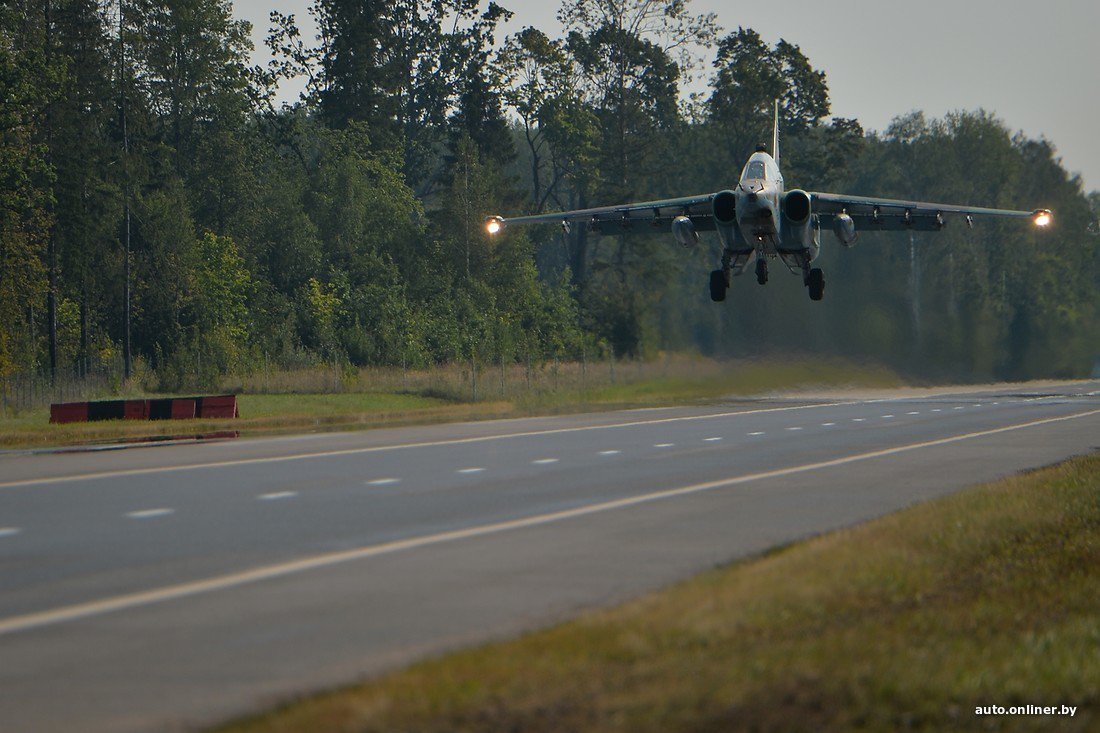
[[806, 268, 825, 301], [709, 269, 728, 302], [755, 257, 768, 285]]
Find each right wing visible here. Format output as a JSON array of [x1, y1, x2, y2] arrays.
[[809, 191, 1051, 232]]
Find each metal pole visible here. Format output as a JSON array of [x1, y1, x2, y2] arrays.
[[119, 0, 132, 381]]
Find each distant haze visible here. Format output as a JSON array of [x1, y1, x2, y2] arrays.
[[235, 0, 1100, 192]]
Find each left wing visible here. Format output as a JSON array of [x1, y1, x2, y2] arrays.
[[809, 191, 1052, 232], [486, 192, 722, 236]]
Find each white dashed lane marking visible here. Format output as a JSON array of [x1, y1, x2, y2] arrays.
[[126, 509, 174, 520], [704, 437, 723, 442], [654, 443, 675, 448], [0, 528, 20, 539], [821, 422, 836, 427], [786, 427, 803, 431], [366, 478, 401, 486], [748, 431, 765, 436], [598, 450, 621, 456], [907, 411, 920, 415], [258, 492, 297, 501], [852, 418, 865, 422], [954, 406, 965, 410], [931, 408, 942, 413], [532, 458, 559, 465], [456, 468, 485, 474], [881, 414, 894, 419]]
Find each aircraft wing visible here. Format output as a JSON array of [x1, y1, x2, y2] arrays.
[[487, 193, 721, 236], [809, 191, 1052, 232]]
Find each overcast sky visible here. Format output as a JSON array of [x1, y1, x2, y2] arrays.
[[234, 0, 1100, 192]]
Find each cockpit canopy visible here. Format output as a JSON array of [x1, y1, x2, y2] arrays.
[[743, 160, 766, 180]]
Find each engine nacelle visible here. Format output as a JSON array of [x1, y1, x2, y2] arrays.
[[833, 212, 858, 246], [781, 189, 816, 250], [711, 190, 737, 225], [782, 189, 811, 224], [671, 215, 699, 247]]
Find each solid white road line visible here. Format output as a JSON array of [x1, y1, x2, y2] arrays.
[[125, 508, 174, 519], [0, 527, 20, 538], [2, 407, 1094, 637], [456, 467, 485, 474], [258, 492, 297, 501], [0, 401, 861, 490], [532, 458, 559, 465], [366, 478, 401, 486]]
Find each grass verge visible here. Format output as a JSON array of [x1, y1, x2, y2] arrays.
[[214, 452, 1100, 733], [0, 356, 902, 448]]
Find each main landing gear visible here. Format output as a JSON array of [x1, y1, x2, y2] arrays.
[[804, 267, 825, 301], [755, 257, 768, 285], [709, 269, 728, 302]]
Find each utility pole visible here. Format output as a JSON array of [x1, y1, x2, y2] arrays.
[[909, 230, 921, 346], [44, 0, 58, 383], [118, 0, 132, 380]]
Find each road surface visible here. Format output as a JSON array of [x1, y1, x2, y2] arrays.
[[1, 381, 1098, 732]]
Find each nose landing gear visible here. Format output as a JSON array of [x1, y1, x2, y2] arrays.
[[755, 257, 768, 285]]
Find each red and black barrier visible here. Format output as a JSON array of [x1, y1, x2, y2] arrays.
[[50, 395, 238, 424]]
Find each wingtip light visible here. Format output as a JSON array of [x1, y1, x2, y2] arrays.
[[485, 216, 503, 235], [1032, 209, 1053, 228]]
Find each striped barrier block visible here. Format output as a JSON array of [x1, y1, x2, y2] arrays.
[[195, 395, 238, 418], [51, 395, 238, 423], [50, 402, 89, 424], [170, 399, 196, 420]]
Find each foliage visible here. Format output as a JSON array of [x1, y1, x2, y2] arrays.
[[0, 0, 1094, 386]]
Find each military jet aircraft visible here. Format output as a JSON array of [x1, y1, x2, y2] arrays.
[[485, 102, 1052, 302]]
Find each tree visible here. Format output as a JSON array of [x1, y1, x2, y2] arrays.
[[706, 28, 830, 167], [0, 0, 53, 375], [130, 0, 253, 176]]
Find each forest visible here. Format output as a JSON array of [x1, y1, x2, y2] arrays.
[[2, 0, 1097, 393]]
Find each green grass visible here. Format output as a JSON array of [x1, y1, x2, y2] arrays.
[[0, 356, 901, 448], [213, 453, 1100, 733], [0, 392, 498, 448]]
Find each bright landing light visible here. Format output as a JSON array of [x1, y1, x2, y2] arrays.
[[1032, 210, 1053, 227]]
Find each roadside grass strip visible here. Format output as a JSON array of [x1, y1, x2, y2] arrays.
[[215, 452, 1100, 733], [0, 357, 901, 449]]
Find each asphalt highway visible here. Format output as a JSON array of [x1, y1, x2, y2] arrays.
[[1, 381, 1098, 732]]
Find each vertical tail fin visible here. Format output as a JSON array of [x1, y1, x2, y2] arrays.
[[772, 99, 780, 167]]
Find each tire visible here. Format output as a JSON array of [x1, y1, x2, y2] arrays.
[[807, 268, 825, 301], [709, 269, 727, 302]]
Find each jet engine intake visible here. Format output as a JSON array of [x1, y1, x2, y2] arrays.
[[783, 189, 811, 223], [833, 212, 858, 246], [712, 190, 737, 224], [671, 215, 699, 247]]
